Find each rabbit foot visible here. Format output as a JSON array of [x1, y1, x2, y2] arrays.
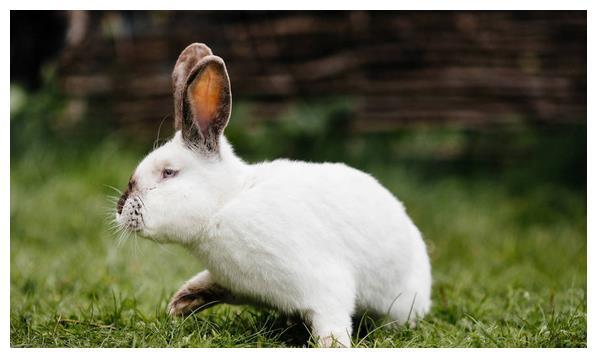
[[307, 310, 353, 348], [167, 270, 230, 317]]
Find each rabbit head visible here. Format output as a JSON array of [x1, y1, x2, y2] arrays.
[[115, 43, 245, 243]]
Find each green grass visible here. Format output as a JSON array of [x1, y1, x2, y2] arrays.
[[10, 133, 586, 348]]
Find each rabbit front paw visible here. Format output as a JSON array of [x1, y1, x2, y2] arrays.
[[167, 271, 230, 317]]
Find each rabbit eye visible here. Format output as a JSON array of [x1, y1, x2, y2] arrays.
[[162, 168, 178, 179]]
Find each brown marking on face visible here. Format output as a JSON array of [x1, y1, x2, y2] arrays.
[[116, 178, 137, 215]]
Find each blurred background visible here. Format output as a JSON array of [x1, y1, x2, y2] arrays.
[[11, 10, 586, 178], [10, 11, 587, 347]]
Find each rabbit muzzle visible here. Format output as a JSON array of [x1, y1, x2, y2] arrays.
[[116, 179, 144, 232]]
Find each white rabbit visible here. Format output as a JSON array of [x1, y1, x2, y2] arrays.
[[115, 43, 431, 347]]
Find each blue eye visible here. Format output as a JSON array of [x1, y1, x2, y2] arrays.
[[162, 169, 178, 179]]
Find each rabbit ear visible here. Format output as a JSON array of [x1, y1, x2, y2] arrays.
[[172, 43, 213, 131], [181, 56, 232, 153]]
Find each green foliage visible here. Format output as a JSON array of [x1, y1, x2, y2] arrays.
[[226, 101, 586, 191], [225, 99, 354, 163]]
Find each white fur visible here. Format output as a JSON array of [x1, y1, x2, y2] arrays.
[[116, 131, 432, 347]]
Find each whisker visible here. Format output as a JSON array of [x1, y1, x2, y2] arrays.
[[115, 224, 133, 248], [105, 218, 119, 228], [115, 231, 124, 248], [133, 232, 146, 256], [136, 195, 145, 207], [103, 184, 123, 195], [155, 242, 176, 255], [130, 232, 143, 259], [102, 207, 118, 220], [104, 199, 119, 208], [108, 221, 121, 232], [105, 218, 119, 230], [153, 114, 170, 150]]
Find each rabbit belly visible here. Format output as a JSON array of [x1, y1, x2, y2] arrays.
[[199, 161, 431, 322]]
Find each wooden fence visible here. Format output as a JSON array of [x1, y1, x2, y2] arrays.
[[56, 11, 586, 134]]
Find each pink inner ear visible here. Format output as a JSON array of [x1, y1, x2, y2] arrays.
[[189, 65, 223, 131]]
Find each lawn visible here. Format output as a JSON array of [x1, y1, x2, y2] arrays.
[[9, 131, 586, 347]]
